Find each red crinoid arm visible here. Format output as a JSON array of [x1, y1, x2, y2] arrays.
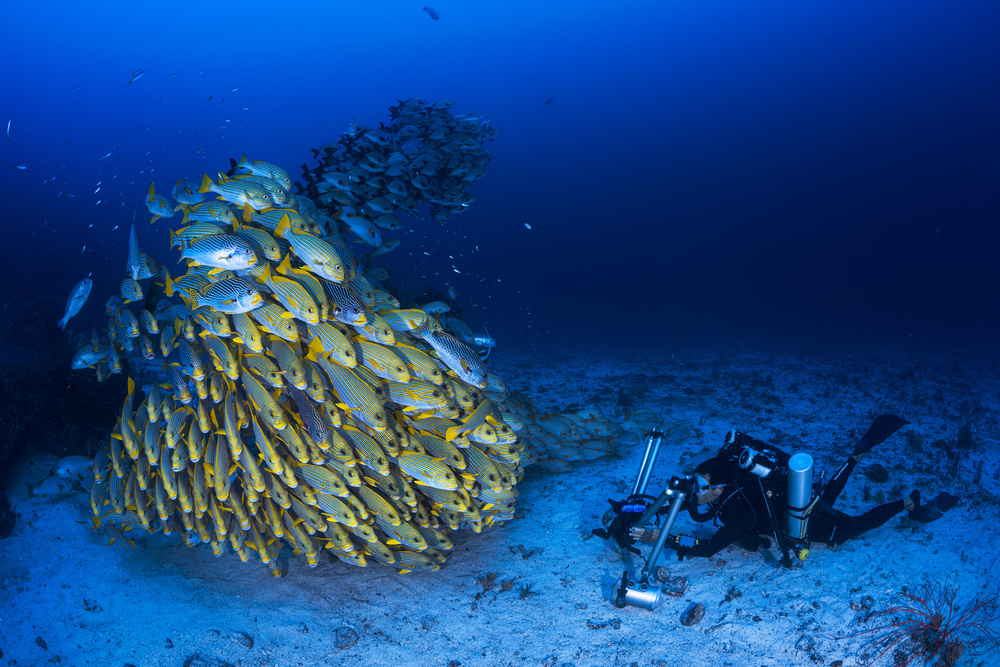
[[948, 590, 1000, 656]]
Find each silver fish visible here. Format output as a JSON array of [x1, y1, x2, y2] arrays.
[[58, 278, 93, 331], [127, 212, 140, 281]]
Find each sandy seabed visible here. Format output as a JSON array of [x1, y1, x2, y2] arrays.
[[2, 340, 999, 667]]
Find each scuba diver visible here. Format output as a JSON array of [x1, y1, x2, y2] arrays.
[[627, 414, 960, 560]]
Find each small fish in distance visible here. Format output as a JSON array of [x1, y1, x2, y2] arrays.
[[423, 5, 439, 20], [58, 278, 93, 331]]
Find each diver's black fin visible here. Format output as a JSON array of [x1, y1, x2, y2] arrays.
[[910, 492, 959, 523], [853, 414, 910, 456]]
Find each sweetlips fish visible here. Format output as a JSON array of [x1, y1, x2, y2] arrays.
[[199, 174, 272, 216], [186, 278, 263, 314], [58, 278, 93, 331], [71, 343, 105, 369], [146, 183, 178, 223], [180, 235, 258, 271], [228, 153, 292, 191], [172, 178, 204, 206], [414, 322, 487, 388]]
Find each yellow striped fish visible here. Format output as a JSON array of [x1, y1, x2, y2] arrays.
[[207, 372, 225, 404], [373, 514, 427, 551], [292, 463, 348, 497], [231, 154, 292, 190], [373, 290, 400, 310], [353, 312, 395, 346], [266, 337, 306, 389], [306, 324, 356, 368], [180, 201, 237, 226], [233, 219, 282, 261], [274, 216, 346, 283], [353, 339, 409, 382], [393, 451, 459, 490], [341, 426, 390, 476], [201, 334, 238, 379], [222, 390, 244, 459], [250, 415, 284, 474], [317, 359, 387, 432], [413, 432, 465, 470], [169, 222, 227, 248], [394, 550, 440, 574], [213, 436, 233, 501], [191, 307, 233, 338], [393, 344, 445, 385], [240, 369, 288, 431], [262, 265, 320, 325], [252, 207, 312, 235], [380, 309, 429, 332], [249, 301, 299, 342], [355, 485, 401, 526], [231, 311, 264, 353], [461, 445, 511, 491], [386, 378, 450, 411], [237, 445, 266, 492], [241, 354, 284, 387], [276, 255, 331, 320]]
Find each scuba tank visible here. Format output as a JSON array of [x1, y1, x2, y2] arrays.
[[723, 430, 820, 565], [785, 452, 814, 540]]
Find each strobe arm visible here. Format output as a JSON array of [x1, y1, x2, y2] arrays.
[[636, 479, 689, 587]]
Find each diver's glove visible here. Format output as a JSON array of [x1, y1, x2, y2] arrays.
[[909, 491, 960, 523]]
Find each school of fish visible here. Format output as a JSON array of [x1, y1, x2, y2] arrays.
[[300, 97, 496, 232], [61, 101, 655, 575]]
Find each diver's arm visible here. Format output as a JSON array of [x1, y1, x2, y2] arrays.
[[681, 520, 745, 558], [632, 513, 751, 559]]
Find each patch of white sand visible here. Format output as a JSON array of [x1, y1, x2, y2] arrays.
[[2, 342, 998, 667]]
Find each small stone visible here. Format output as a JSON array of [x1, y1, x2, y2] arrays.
[[608, 618, 621, 630], [795, 635, 816, 651], [653, 566, 670, 583], [574, 603, 587, 610], [448, 661, 462, 667], [680, 602, 704, 626], [863, 463, 889, 483], [182, 656, 235, 667], [164, 638, 174, 649], [661, 576, 688, 597], [333, 626, 358, 650], [421, 616, 437, 631], [229, 631, 254, 649], [36, 637, 48, 650]]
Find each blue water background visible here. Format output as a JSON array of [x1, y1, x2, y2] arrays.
[[1, 0, 999, 352]]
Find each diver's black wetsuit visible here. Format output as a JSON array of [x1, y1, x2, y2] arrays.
[[680, 456, 906, 558]]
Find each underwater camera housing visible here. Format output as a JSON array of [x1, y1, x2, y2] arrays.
[[595, 427, 826, 610], [594, 429, 701, 610], [722, 429, 823, 566]]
